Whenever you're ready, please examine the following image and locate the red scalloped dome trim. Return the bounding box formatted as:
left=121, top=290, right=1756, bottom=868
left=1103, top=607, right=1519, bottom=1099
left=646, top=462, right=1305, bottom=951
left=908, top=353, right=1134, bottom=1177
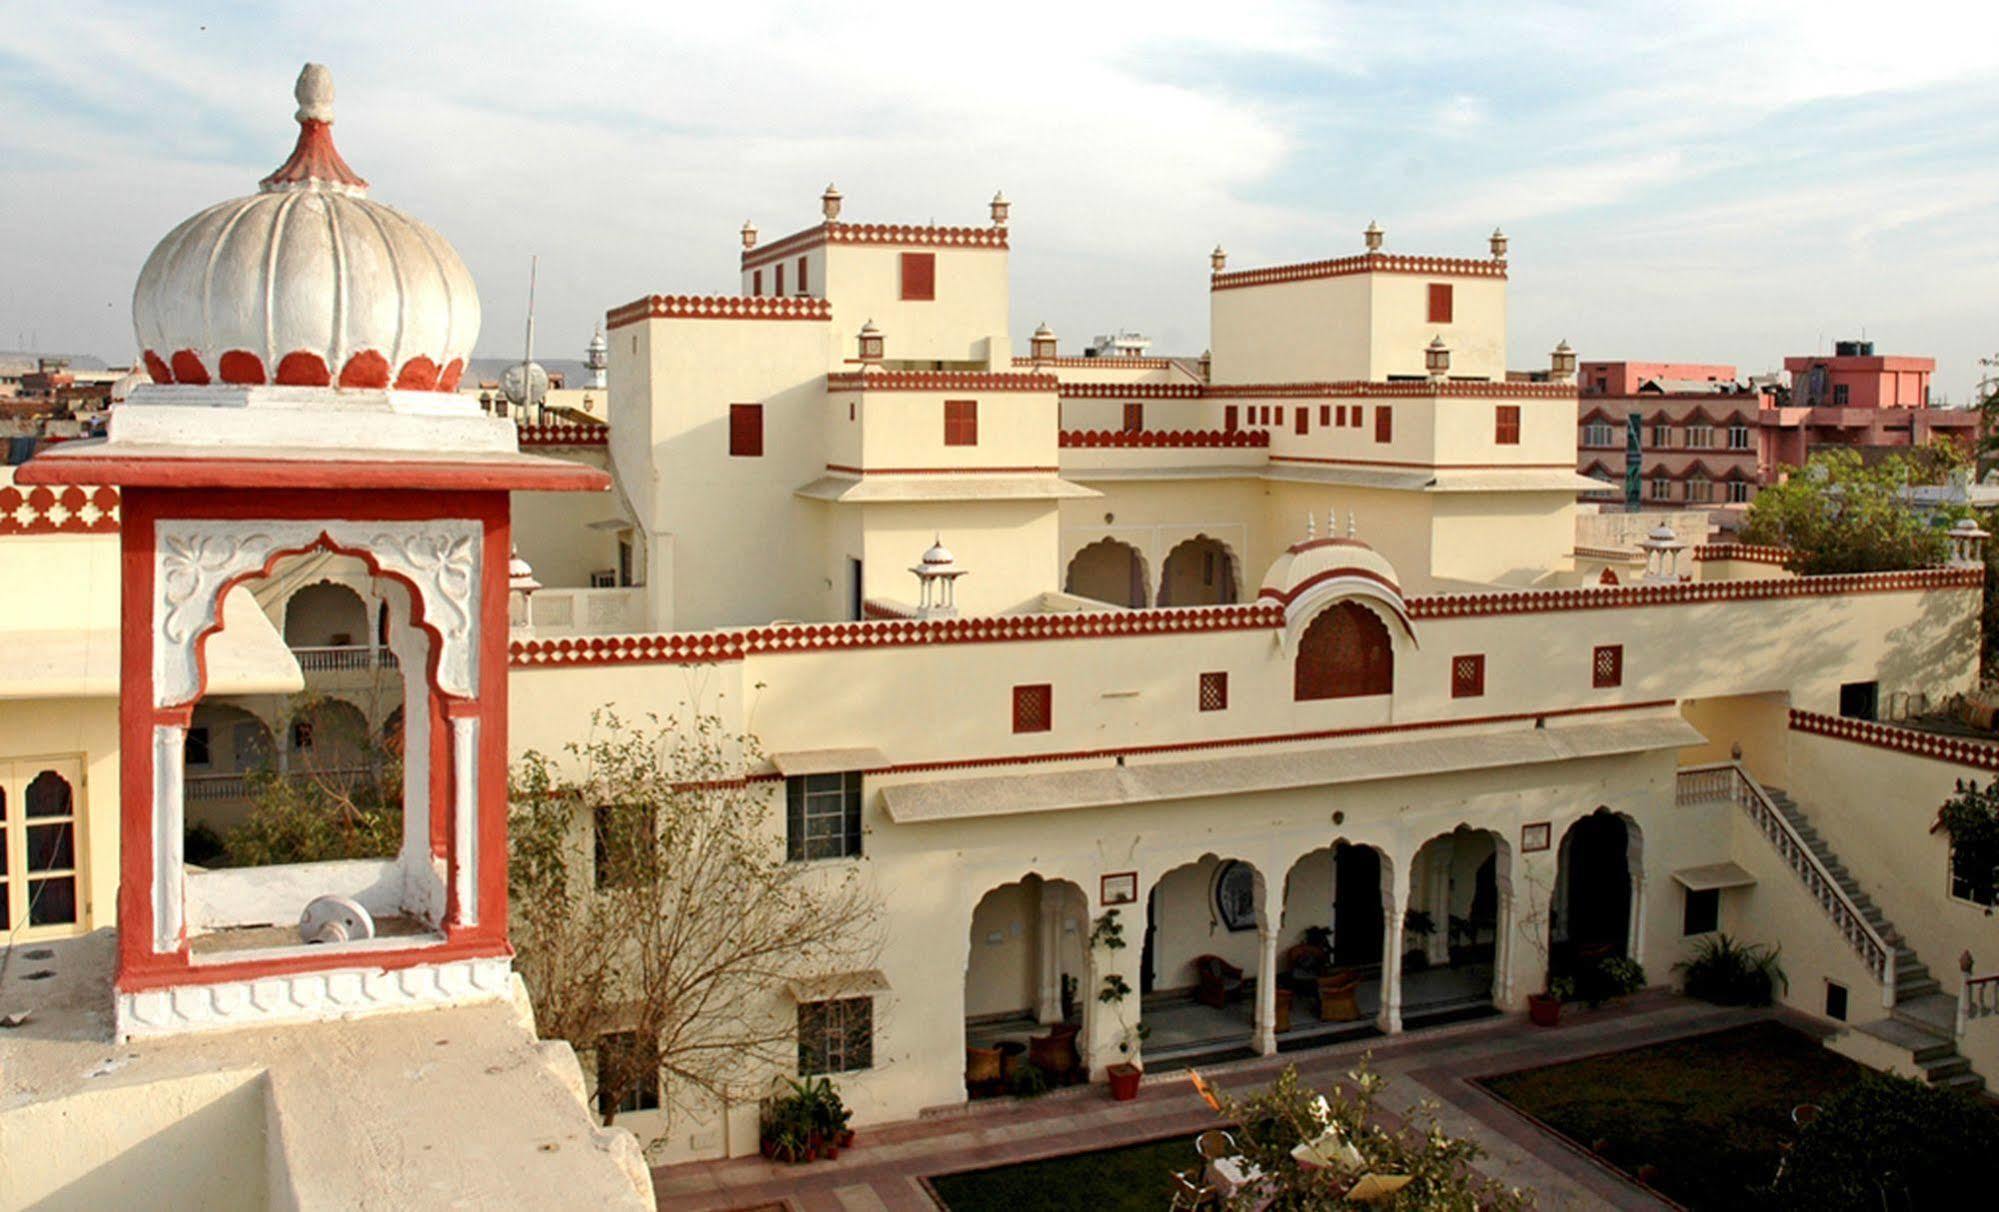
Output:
left=275, top=352, right=331, bottom=386
left=169, top=350, right=210, bottom=385
left=339, top=351, right=391, bottom=389
left=439, top=358, right=465, bottom=392
left=143, top=351, right=173, bottom=384
left=394, top=355, right=440, bottom=391
left=218, top=350, right=267, bottom=385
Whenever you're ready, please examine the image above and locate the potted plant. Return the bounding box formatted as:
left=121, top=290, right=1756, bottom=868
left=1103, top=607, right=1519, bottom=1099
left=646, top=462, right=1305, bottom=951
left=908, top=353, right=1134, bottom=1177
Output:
left=1516, top=868, right=1566, bottom=1026
left=1093, top=910, right=1148, bottom=1100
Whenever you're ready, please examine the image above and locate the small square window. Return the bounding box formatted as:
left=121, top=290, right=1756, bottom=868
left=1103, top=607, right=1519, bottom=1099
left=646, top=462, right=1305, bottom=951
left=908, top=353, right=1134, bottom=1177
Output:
left=1374, top=406, right=1393, bottom=444
left=729, top=403, right=763, bottom=457
left=1013, top=683, right=1052, bottom=733
left=291, top=720, right=315, bottom=750
left=1494, top=404, right=1520, bottom=445
left=1427, top=282, right=1454, bottom=323
left=1824, top=981, right=1849, bottom=1022
left=900, top=252, right=935, bottom=301
left=1451, top=654, right=1485, bottom=699
left=1199, top=671, right=1228, bottom=712
left=596, top=1031, right=662, bottom=1117
left=944, top=399, right=978, bottom=446
left=185, top=726, right=212, bottom=767
left=1682, top=886, right=1719, bottom=935
left=786, top=772, right=863, bottom=862
left=1593, top=644, right=1623, bottom=689
left=798, top=997, right=873, bottom=1075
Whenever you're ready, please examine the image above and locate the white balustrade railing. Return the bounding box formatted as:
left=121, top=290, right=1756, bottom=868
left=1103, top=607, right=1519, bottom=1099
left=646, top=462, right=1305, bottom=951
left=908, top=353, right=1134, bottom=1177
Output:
left=518, top=586, right=647, bottom=637
left=1677, top=761, right=1896, bottom=1006
left=291, top=645, right=399, bottom=672
left=185, top=772, right=251, bottom=801
left=1960, top=971, right=1999, bottom=1037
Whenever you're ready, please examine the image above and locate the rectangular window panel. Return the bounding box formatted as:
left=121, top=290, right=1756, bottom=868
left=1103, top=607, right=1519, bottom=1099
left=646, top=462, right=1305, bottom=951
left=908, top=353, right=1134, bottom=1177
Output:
left=752, top=269, right=762, bottom=297
left=1012, top=683, right=1052, bottom=734
left=1199, top=671, right=1228, bottom=712
left=1593, top=644, right=1623, bottom=689
left=1824, top=981, right=1848, bottom=1021
left=1427, top=283, right=1454, bottom=323
left=774, top=263, right=785, bottom=297
left=729, top=403, right=763, bottom=457
left=944, top=399, right=978, bottom=446
left=1320, top=405, right=1331, bottom=427
left=185, top=727, right=211, bottom=767
left=1374, top=406, right=1393, bottom=444
left=785, top=772, right=863, bottom=861
left=1122, top=402, right=1144, bottom=432
left=798, top=997, right=874, bottom=1075
left=596, top=1031, right=662, bottom=1116
left=1224, top=405, right=1238, bottom=432
left=797, top=256, right=808, bottom=295
left=900, top=252, right=935, bottom=301
left=1451, top=654, right=1485, bottom=699
left=1682, top=887, right=1720, bottom=935
left=1494, top=405, right=1520, bottom=445
left=1295, top=407, right=1309, bottom=435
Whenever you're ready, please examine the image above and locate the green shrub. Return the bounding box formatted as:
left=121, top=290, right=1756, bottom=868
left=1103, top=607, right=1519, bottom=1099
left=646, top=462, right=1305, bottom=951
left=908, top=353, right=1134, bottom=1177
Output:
left=1771, top=1072, right=1999, bottom=1208
left=1675, top=934, right=1786, bottom=1006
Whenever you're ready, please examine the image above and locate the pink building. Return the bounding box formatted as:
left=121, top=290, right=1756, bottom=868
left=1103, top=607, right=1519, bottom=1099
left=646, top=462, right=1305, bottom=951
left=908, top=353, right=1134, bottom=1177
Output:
left=1783, top=342, right=1931, bottom=409
left=1766, top=342, right=1972, bottom=470
left=1581, top=361, right=1737, bottom=397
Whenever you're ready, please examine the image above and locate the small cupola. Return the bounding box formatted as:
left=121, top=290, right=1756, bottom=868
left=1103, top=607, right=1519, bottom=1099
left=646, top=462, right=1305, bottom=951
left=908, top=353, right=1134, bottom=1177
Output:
left=741, top=219, right=758, bottom=250
left=1425, top=335, right=1451, bottom=381
left=821, top=183, right=842, bottom=222
left=857, top=319, right=884, bottom=365
left=910, top=537, right=968, bottom=618
left=1030, top=322, right=1057, bottom=363
left=1489, top=226, right=1508, bottom=260
left=1364, top=220, right=1384, bottom=253
left=990, top=190, right=1010, bottom=226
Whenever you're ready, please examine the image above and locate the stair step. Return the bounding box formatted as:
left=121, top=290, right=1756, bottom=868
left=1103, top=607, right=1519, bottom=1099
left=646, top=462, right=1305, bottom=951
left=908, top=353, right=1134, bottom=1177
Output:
left=1922, top=1054, right=1973, bottom=1081
left=1935, top=1072, right=1988, bottom=1094
left=1898, top=976, right=1943, bottom=999
left=1857, top=1016, right=1955, bottom=1060
left=1892, top=993, right=1957, bottom=1032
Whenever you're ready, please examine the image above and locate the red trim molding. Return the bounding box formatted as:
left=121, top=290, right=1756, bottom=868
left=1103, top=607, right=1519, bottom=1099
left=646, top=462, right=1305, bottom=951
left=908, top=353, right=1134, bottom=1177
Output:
left=825, top=463, right=1059, bottom=476
left=742, top=220, right=1009, bottom=270
left=0, top=484, right=120, bottom=534
left=516, top=421, right=608, bottom=448
left=825, top=370, right=1056, bottom=393
left=1692, top=544, right=1790, bottom=565
left=1060, top=429, right=1268, bottom=449
left=1257, top=566, right=1407, bottom=608
left=1407, top=566, right=1979, bottom=620
left=1271, top=455, right=1576, bottom=471
left=1790, top=709, right=1999, bottom=772
left=1205, top=381, right=1574, bottom=400
left=16, top=454, right=609, bottom=493
left=1211, top=252, right=1506, bottom=292
left=606, top=294, right=833, bottom=330
left=1011, top=355, right=1178, bottom=370
left=1060, top=383, right=1205, bottom=400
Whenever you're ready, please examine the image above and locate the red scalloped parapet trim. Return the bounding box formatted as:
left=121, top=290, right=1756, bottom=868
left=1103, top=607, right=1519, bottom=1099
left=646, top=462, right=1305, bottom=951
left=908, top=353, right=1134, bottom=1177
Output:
left=824, top=371, right=1057, bottom=393
left=0, top=484, right=121, bottom=534
left=606, top=295, right=833, bottom=330
left=1406, top=565, right=1980, bottom=619
left=1059, top=383, right=1206, bottom=399
left=1010, top=355, right=1179, bottom=370
left=1204, top=380, right=1575, bottom=399
left=1211, top=252, right=1506, bottom=291
left=744, top=220, right=1009, bottom=268
left=1059, top=428, right=1270, bottom=449
left=517, top=421, right=609, bottom=447
left=1691, top=544, right=1790, bottom=565
left=1789, top=709, right=1999, bottom=772
left=510, top=603, right=1283, bottom=668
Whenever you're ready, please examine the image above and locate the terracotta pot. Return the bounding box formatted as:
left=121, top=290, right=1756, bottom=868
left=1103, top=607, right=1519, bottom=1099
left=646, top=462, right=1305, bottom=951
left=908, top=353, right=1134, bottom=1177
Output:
left=1527, top=993, right=1562, bottom=1027
left=838, top=1129, right=856, bottom=1149
left=1107, top=1062, right=1143, bottom=1101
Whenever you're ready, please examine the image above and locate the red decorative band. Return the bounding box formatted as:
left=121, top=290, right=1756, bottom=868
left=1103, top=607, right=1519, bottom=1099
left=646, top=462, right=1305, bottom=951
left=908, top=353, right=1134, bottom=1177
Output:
left=1789, top=709, right=1999, bottom=772
left=1406, top=566, right=1980, bottom=619
left=606, top=295, right=833, bottom=329
left=1211, top=252, right=1507, bottom=291
left=143, top=348, right=463, bottom=393
left=862, top=599, right=916, bottom=619
left=825, top=371, right=1057, bottom=393
left=1691, top=544, right=1789, bottom=565
left=1010, top=355, right=1178, bottom=370
left=1270, top=455, right=1577, bottom=471
left=0, top=484, right=120, bottom=534
left=742, top=220, right=1009, bottom=269
left=1060, top=429, right=1269, bottom=449
left=1257, top=566, right=1407, bottom=608
left=1059, top=383, right=1205, bottom=399
left=1204, top=380, right=1574, bottom=399
left=517, top=421, right=609, bottom=447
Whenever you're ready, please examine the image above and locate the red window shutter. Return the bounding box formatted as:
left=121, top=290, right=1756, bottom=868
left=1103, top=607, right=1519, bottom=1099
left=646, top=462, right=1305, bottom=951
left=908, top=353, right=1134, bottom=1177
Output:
left=1320, top=404, right=1331, bottom=426
left=752, top=269, right=763, bottom=297
left=1427, top=283, right=1454, bottom=323
left=900, top=252, right=936, bottom=301
left=1593, top=644, right=1623, bottom=689
left=729, top=403, right=763, bottom=457
left=1374, top=406, right=1393, bottom=444
left=1224, top=405, right=1239, bottom=432
left=1012, top=684, right=1052, bottom=733
left=1495, top=404, right=1521, bottom=445
left=944, top=399, right=978, bottom=446
left=797, top=256, right=809, bottom=295
left=774, top=263, right=785, bottom=297
left=1350, top=407, right=1362, bottom=428
left=1295, top=407, right=1309, bottom=436
left=1451, top=654, right=1485, bottom=699
left=1199, top=672, right=1228, bottom=712
left=1123, top=402, right=1144, bottom=432
left=1294, top=602, right=1394, bottom=701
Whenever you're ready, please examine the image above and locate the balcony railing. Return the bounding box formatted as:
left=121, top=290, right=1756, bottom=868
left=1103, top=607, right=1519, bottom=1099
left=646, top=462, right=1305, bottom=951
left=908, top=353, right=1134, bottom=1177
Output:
left=1959, top=971, right=1999, bottom=1037
left=183, top=765, right=380, bottom=802
left=291, top=645, right=399, bottom=672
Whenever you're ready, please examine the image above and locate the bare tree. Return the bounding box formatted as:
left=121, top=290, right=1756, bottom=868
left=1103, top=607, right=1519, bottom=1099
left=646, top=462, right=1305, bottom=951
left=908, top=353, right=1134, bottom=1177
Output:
left=509, top=710, right=883, bottom=1126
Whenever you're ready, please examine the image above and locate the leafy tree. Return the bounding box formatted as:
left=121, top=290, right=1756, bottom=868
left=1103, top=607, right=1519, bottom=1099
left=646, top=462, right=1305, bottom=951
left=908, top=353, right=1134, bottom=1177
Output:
left=217, top=694, right=402, bottom=866
left=509, top=711, right=883, bottom=1128
left=1197, top=1062, right=1529, bottom=1210
left=1739, top=449, right=1948, bottom=575
left=1770, top=1072, right=1999, bottom=1208
left=1938, top=777, right=1999, bottom=904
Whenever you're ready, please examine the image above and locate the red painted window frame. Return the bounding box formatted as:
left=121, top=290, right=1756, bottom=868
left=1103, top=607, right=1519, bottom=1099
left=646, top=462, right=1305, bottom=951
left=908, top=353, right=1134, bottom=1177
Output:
left=1012, top=683, right=1052, bottom=733
left=1224, top=405, right=1239, bottom=432
left=1319, top=404, right=1331, bottom=427
left=901, top=252, right=936, bottom=301
left=1451, top=653, right=1485, bottom=699
left=944, top=399, right=978, bottom=446
left=1199, top=671, right=1229, bottom=712
left=1374, top=406, right=1393, bottom=444
left=1427, top=282, right=1453, bottom=323
left=1122, top=402, right=1144, bottom=432
left=774, top=263, right=785, bottom=297
left=1593, top=644, right=1624, bottom=689
left=751, top=269, right=763, bottom=297
left=729, top=403, right=763, bottom=457
left=1295, top=407, right=1309, bottom=436
left=1495, top=404, right=1521, bottom=445
left=797, top=256, right=809, bottom=295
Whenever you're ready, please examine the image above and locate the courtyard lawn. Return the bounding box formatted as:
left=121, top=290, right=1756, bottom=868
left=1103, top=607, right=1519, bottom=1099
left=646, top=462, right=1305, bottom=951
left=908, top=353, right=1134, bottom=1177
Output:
left=1478, top=1020, right=1867, bottom=1210
left=927, top=1134, right=1197, bottom=1212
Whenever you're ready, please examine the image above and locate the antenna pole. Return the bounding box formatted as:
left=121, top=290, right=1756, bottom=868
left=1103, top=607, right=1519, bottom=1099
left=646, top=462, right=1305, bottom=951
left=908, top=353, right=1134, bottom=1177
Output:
left=521, top=255, right=538, bottom=422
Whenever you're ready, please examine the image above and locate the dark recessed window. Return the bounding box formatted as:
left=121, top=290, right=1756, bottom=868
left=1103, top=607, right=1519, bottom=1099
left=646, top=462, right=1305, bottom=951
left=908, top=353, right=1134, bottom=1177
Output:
left=596, top=1031, right=662, bottom=1116
left=1824, top=981, right=1848, bottom=1022
left=798, top=997, right=873, bottom=1075
left=729, top=403, right=763, bottom=457
left=185, top=726, right=211, bottom=767
left=1374, top=406, right=1393, bottom=444
left=1199, top=671, right=1228, bottom=712
left=1682, top=886, right=1719, bottom=935
left=785, top=772, right=863, bottom=862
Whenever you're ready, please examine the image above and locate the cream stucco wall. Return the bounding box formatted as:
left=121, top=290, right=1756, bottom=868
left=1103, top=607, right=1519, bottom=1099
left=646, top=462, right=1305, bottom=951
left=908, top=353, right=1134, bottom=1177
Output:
left=1210, top=274, right=1371, bottom=386
left=818, top=243, right=1009, bottom=369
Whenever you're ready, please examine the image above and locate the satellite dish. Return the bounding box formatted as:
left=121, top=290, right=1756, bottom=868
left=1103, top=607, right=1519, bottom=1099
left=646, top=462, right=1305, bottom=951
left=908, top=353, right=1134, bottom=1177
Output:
left=299, top=894, right=375, bottom=945
left=501, top=360, right=549, bottom=408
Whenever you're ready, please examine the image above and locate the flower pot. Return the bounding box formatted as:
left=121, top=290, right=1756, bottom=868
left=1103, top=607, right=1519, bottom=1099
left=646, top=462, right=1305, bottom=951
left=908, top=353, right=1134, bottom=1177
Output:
left=1528, top=993, right=1562, bottom=1027
left=760, top=1138, right=777, bottom=1160
left=1107, top=1062, right=1143, bottom=1101
left=838, top=1129, right=856, bottom=1149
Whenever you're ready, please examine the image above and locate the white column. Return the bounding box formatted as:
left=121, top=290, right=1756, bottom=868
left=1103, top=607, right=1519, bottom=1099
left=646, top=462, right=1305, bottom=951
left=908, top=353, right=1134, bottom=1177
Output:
left=1035, top=880, right=1063, bottom=1024
left=153, top=724, right=187, bottom=953
left=1253, top=922, right=1280, bottom=1055
left=1626, top=871, right=1647, bottom=964
left=1493, top=879, right=1516, bottom=1006
left=451, top=715, right=479, bottom=927
left=1379, top=862, right=1410, bottom=1034
left=1426, top=856, right=1451, bottom=966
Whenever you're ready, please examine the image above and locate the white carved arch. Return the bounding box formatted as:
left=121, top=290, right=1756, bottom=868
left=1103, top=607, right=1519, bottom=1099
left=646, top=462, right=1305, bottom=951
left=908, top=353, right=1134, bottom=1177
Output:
left=155, top=517, right=482, bottom=708
left=1279, top=580, right=1417, bottom=655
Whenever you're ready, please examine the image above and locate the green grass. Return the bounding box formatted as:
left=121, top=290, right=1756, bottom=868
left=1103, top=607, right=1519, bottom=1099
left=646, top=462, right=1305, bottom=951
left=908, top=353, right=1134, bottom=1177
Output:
left=1478, top=1021, right=1867, bottom=1210
left=927, top=1134, right=1198, bottom=1212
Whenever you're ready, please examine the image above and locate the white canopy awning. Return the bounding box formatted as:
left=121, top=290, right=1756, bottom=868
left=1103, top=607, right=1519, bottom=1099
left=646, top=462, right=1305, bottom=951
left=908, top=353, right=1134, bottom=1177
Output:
left=785, top=969, right=891, bottom=1002
left=1671, top=862, right=1758, bottom=892
left=768, top=748, right=889, bottom=777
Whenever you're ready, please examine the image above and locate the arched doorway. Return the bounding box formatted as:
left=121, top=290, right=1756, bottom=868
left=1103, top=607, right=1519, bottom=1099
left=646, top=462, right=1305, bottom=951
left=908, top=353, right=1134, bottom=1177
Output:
left=1275, top=841, right=1392, bottom=1043
left=963, top=875, right=1088, bottom=1098
left=1064, top=539, right=1147, bottom=608
left=1554, top=809, right=1642, bottom=981
left=1294, top=602, right=1394, bottom=701
left=1157, top=536, right=1237, bottom=606
left=1401, top=827, right=1509, bottom=1026
left=282, top=581, right=370, bottom=648
left=1138, top=855, right=1266, bottom=1062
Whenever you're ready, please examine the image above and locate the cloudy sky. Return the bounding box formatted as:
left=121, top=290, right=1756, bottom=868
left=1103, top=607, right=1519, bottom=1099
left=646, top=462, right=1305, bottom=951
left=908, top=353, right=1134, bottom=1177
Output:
left=3, top=1, right=1995, bottom=397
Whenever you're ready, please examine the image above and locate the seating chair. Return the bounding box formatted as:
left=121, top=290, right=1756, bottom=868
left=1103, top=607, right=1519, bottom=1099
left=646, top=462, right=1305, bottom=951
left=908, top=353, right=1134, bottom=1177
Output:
left=1028, top=1021, right=1082, bottom=1081
left=1168, top=1170, right=1219, bottom=1210
left=1316, top=968, right=1363, bottom=1022
left=1192, top=955, right=1245, bottom=1008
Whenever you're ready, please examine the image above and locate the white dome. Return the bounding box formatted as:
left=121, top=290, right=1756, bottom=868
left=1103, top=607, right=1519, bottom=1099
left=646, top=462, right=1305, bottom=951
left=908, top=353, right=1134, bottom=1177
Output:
left=921, top=539, right=956, bottom=567
left=132, top=64, right=478, bottom=393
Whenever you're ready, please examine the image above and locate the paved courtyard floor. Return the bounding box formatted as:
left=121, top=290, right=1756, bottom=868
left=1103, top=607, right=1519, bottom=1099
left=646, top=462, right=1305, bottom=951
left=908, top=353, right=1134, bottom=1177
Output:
left=653, top=991, right=1792, bottom=1211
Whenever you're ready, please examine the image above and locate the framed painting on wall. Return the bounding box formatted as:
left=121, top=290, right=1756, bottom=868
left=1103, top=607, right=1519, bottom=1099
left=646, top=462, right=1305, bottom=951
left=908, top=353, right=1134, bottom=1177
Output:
left=1213, top=859, right=1258, bottom=932
left=1100, top=871, right=1137, bottom=906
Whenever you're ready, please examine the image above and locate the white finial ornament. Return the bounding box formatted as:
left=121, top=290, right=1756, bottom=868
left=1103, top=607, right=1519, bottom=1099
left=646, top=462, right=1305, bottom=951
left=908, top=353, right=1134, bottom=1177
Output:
left=821, top=184, right=842, bottom=222
left=1305, top=513, right=1315, bottom=541
left=1347, top=510, right=1357, bottom=540
left=1364, top=220, right=1384, bottom=252
left=295, top=63, right=334, bottom=122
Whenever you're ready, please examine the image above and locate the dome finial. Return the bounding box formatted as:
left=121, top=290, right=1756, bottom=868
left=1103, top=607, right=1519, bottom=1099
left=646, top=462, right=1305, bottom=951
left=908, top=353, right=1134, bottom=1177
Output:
left=261, top=62, right=368, bottom=194
left=295, top=63, right=335, bottom=123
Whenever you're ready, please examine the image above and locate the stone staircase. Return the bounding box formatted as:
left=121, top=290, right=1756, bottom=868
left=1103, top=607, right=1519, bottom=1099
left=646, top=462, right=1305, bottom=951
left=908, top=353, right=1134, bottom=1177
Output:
left=1764, top=786, right=1985, bottom=1095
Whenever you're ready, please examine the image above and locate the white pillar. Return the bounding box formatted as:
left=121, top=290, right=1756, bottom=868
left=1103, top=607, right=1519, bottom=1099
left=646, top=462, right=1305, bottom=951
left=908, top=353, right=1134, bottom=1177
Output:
left=1626, top=871, right=1647, bottom=963
left=1035, top=880, right=1063, bottom=1024
left=1426, top=855, right=1451, bottom=966
left=1493, top=879, right=1516, bottom=1006
left=1253, top=922, right=1280, bottom=1055
left=153, top=723, right=187, bottom=953
left=1379, top=861, right=1410, bottom=1034
left=451, top=715, right=479, bottom=927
